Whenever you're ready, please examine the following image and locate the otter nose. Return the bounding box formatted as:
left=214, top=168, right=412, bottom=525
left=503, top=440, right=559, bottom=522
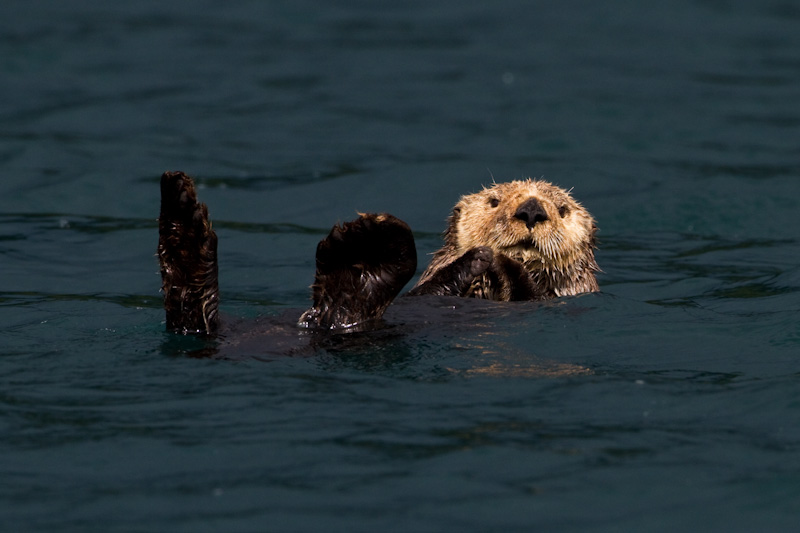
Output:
left=514, top=198, right=549, bottom=229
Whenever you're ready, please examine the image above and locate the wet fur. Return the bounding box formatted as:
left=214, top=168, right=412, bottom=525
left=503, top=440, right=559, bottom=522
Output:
left=158, top=172, right=416, bottom=335
left=158, top=171, right=220, bottom=334
left=157, top=173, right=598, bottom=336
left=298, top=213, right=417, bottom=330
left=412, top=179, right=599, bottom=300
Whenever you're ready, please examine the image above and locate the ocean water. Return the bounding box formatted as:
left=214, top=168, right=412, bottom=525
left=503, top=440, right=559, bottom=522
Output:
left=2, top=0, right=799, bottom=531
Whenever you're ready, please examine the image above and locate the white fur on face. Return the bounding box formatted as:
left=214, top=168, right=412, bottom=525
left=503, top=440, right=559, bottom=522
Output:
left=454, top=179, right=595, bottom=273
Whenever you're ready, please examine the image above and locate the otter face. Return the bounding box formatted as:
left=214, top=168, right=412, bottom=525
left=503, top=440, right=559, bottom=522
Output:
left=452, top=179, right=596, bottom=272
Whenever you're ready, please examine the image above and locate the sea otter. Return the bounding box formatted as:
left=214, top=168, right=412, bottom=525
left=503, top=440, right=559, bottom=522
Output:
left=409, top=179, right=599, bottom=300
left=157, top=172, right=598, bottom=336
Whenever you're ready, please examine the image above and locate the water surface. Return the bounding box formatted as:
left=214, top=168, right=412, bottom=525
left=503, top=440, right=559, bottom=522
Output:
left=1, top=1, right=799, bottom=531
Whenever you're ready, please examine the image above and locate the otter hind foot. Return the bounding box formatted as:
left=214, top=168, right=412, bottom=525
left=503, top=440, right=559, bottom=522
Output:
left=299, top=213, right=417, bottom=331
left=158, top=171, right=220, bottom=335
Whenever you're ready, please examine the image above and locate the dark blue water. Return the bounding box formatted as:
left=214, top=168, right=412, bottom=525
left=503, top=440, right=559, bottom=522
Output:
left=2, top=1, right=799, bottom=531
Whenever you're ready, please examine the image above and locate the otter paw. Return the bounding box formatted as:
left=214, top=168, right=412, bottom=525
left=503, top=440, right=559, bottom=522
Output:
left=158, top=171, right=219, bottom=335
left=315, top=213, right=416, bottom=280
left=467, top=246, right=493, bottom=277
left=301, top=213, right=417, bottom=330
left=160, top=171, right=206, bottom=229
left=406, top=246, right=493, bottom=298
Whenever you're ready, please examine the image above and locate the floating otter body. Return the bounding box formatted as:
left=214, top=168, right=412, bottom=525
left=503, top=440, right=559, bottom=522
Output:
left=157, top=172, right=598, bottom=336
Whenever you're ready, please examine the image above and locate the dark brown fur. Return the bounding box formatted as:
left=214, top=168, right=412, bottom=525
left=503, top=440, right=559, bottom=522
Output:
left=158, top=171, right=220, bottom=335
left=298, top=213, right=416, bottom=330
left=157, top=172, right=415, bottom=334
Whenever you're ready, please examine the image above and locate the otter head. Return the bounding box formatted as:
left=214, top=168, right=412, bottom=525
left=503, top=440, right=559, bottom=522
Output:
left=449, top=179, right=597, bottom=275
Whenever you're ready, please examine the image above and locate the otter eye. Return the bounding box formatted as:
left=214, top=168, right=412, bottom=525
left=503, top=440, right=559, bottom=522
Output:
left=489, top=198, right=500, bottom=208
left=558, top=205, right=569, bottom=218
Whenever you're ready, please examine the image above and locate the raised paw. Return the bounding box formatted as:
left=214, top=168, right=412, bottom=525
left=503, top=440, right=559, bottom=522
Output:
left=299, top=213, right=417, bottom=330
left=160, top=171, right=206, bottom=229
left=316, top=214, right=415, bottom=277
left=158, top=171, right=219, bottom=335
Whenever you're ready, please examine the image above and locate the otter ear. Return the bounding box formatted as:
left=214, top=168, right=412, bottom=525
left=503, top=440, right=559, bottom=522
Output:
left=442, top=206, right=461, bottom=248
left=589, top=222, right=598, bottom=247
